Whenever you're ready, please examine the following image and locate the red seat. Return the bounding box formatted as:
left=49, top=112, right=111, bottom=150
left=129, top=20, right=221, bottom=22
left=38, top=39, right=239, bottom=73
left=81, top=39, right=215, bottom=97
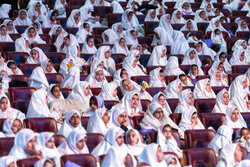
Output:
left=226, top=37, right=247, bottom=52
left=184, top=130, right=215, bottom=149
left=167, top=99, right=179, bottom=112
left=9, top=75, right=30, bottom=87
left=197, top=22, right=209, bottom=35
left=69, top=0, right=86, bottom=6
left=144, top=21, right=160, bottom=37
left=45, top=52, right=66, bottom=64
left=194, top=99, right=216, bottom=114
left=241, top=112, right=250, bottom=128
left=55, top=134, right=66, bottom=147
left=0, top=42, right=15, bottom=56
left=107, top=13, right=122, bottom=27
left=196, top=75, right=210, bottom=82
left=182, top=15, right=195, bottom=20
left=9, top=34, right=21, bottom=41
left=228, top=73, right=241, bottom=85
left=141, top=99, right=151, bottom=111
left=0, top=118, right=5, bottom=130
left=105, top=76, right=113, bottom=82
left=115, top=63, right=122, bottom=70
left=39, top=34, right=52, bottom=43
left=104, top=100, right=119, bottom=110
left=15, top=26, right=28, bottom=34
left=137, top=37, right=152, bottom=46
left=111, top=54, right=126, bottom=64
left=236, top=31, right=250, bottom=40
left=80, top=54, right=93, bottom=62
left=129, top=115, right=143, bottom=130
left=11, top=101, right=30, bottom=114
left=182, top=31, right=204, bottom=40
left=92, top=27, right=108, bottom=35
left=165, top=2, right=176, bottom=8
left=199, top=113, right=225, bottom=131
left=8, top=87, right=36, bottom=102
left=17, top=64, right=40, bottom=75
left=131, top=76, right=150, bottom=85
left=169, top=113, right=182, bottom=125
left=32, top=44, right=57, bottom=52
left=23, top=117, right=58, bottom=133
left=65, top=27, right=79, bottom=36
left=80, top=75, right=88, bottom=81
left=179, top=65, right=191, bottom=74
left=91, top=88, right=102, bottom=96
left=232, top=65, right=250, bottom=74
left=221, top=9, right=231, bottom=16
left=146, top=66, right=165, bottom=75
left=211, top=86, right=229, bottom=94
left=5, top=51, right=29, bottom=64
left=222, top=23, right=238, bottom=35
left=57, top=17, right=67, bottom=27
left=81, top=116, right=90, bottom=130
left=93, top=6, right=112, bottom=18
left=232, top=10, right=248, bottom=17
left=86, top=133, right=104, bottom=153
left=136, top=15, right=146, bottom=24
left=146, top=87, right=165, bottom=97
left=60, top=88, right=72, bottom=98
left=171, top=24, right=185, bottom=31
left=45, top=73, right=64, bottom=85
left=199, top=55, right=212, bottom=66
left=82, top=65, right=91, bottom=75
left=167, top=54, right=184, bottom=64
left=183, top=148, right=217, bottom=167
left=213, top=3, right=224, bottom=9
left=140, top=54, right=151, bottom=67
left=0, top=137, right=14, bottom=156
left=61, top=154, right=97, bottom=167
left=66, top=5, right=81, bottom=17
left=16, top=156, right=40, bottom=167
left=42, top=28, right=51, bottom=34
left=165, top=75, right=177, bottom=85
left=18, top=0, right=30, bottom=10
left=201, top=65, right=211, bottom=75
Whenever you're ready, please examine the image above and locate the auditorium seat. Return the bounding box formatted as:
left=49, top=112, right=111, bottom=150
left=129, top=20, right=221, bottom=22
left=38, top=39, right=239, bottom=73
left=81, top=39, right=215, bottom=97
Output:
left=169, top=113, right=182, bottom=125
left=57, top=17, right=67, bottom=28
left=183, top=148, right=217, bottom=167
left=60, top=88, right=72, bottom=98
left=213, top=3, right=224, bottom=9
left=111, top=54, right=126, bottom=64
left=32, top=44, right=57, bottom=52
left=0, top=42, right=15, bottom=55
left=65, top=27, right=79, bottom=36
left=197, top=22, right=209, bottom=35
left=146, top=66, right=165, bottom=74
left=131, top=76, right=150, bottom=85
left=195, top=75, right=209, bottom=81
left=66, top=5, right=81, bottom=17
left=81, top=116, right=90, bottom=130
left=232, top=10, right=248, bottom=17
left=93, top=6, right=112, bottom=18
left=61, top=154, right=97, bottom=167
left=86, top=133, right=104, bottom=152
left=167, top=54, right=184, bottom=64
left=222, top=23, right=238, bottom=35
left=45, top=52, right=66, bottom=64
left=80, top=75, right=88, bottom=81
left=206, top=31, right=229, bottom=39
left=15, top=26, right=29, bottom=34
left=141, top=99, right=151, bottom=111
left=42, top=28, right=51, bottom=34
left=107, top=13, right=122, bottom=27
left=9, top=75, right=30, bottom=87
left=201, top=65, right=211, bottom=75
left=82, top=65, right=90, bottom=75
left=69, top=0, right=85, bottom=6
left=167, top=99, right=179, bottom=112
left=9, top=34, right=21, bottom=41
left=44, top=0, right=57, bottom=9
left=182, top=31, right=204, bottom=40
left=39, top=34, right=52, bottom=43
left=236, top=31, right=250, bottom=40
left=136, top=15, right=146, bottom=24
left=165, top=2, right=176, bottom=8
left=199, top=55, right=212, bottom=66
left=115, top=63, right=122, bottom=70
left=17, top=64, right=40, bottom=75
left=104, top=100, right=119, bottom=110
left=241, top=112, right=250, bottom=128
left=199, top=113, right=225, bottom=131
left=0, top=118, right=5, bottom=130
left=91, top=88, right=102, bottom=96
left=92, top=27, right=108, bottom=35
left=228, top=73, right=241, bottom=85
left=179, top=65, right=191, bottom=74
left=11, top=101, right=30, bottom=114
left=106, top=76, right=113, bottom=82
left=45, top=73, right=64, bottom=85
left=211, top=86, right=229, bottom=94
left=184, top=130, right=215, bottom=149
left=146, top=87, right=165, bottom=97
left=99, top=154, right=134, bottom=167
left=80, top=54, right=93, bottom=62
left=5, top=51, right=29, bottom=64
left=232, top=65, right=250, bottom=74
left=55, top=134, right=66, bottom=147
left=18, top=0, right=30, bottom=10
left=226, top=37, right=247, bottom=52
left=165, top=75, right=177, bottom=85
left=129, top=115, right=144, bottom=130
left=171, top=24, right=185, bottom=31
left=8, top=87, right=36, bottom=102
left=0, top=137, right=14, bottom=156
left=144, top=21, right=160, bottom=37
left=138, top=37, right=152, bottom=46
left=140, top=54, right=151, bottom=67
left=16, top=156, right=40, bottom=167
left=194, top=99, right=216, bottom=114
left=23, top=117, right=58, bottom=133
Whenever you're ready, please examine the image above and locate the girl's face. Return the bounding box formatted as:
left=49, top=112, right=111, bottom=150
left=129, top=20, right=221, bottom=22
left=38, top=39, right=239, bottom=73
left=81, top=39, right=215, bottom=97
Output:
left=112, top=88, right=118, bottom=97
left=205, top=81, right=211, bottom=92
left=26, top=137, right=37, bottom=151
left=117, top=112, right=127, bottom=125
left=153, top=108, right=163, bottom=121
left=131, top=94, right=139, bottom=108
left=52, top=86, right=61, bottom=99
left=45, top=136, right=55, bottom=149
left=20, top=11, right=27, bottom=20
left=191, top=113, right=198, bottom=124
left=158, top=95, right=166, bottom=107
left=69, top=113, right=80, bottom=127
left=189, top=50, right=196, bottom=59
left=116, top=133, right=125, bottom=146
left=176, top=11, right=181, bottom=19
left=156, top=146, right=164, bottom=162
left=223, top=92, right=229, bottom=105
left=169, top=158, right=178, bottom=166
left=119, top=38, right=126, bottom=47
left=104, top=49, right=111, bottom=59
left=196, top=43, right=202, bottom=52
left=162, top=126, right=172, bottom=139
left=241, top=129, right=249, bottom=141
left=218, top=64, right=224, bottom=72
left=84, top=23, right=90, bottom=32
left=87, top=38, right=94, bottom=47
left=31, top=50, right=39, bottom=60
left=1, top=26, right=8, bottom=36
left=51, top=13, right=57, bottom=21
left=0, top=98, right=8, bottom=112
left=214, top=20, right=220, bottom=27
left=159, top=72, right=164, bottom=82
left=46, top=62, right=53, bottom=73
left=74, top=12, right=80, bottom=21
left=7, top=21, right=14, bottom=31
left=132, top=60, right=137, bottom=68
left=28, top=28, right=36, bottom=38
left=177, top=83, right=182, bottom=94
left=206, top=4, right=212, bottom=12
left=56, top=27, right=62, bottom=35
left=102, top=110, right=110, bottom=124
left=188, top=93, right=194, bottom=105
left=8, top=162, right=15, bottom=167
left=234, top=145, right=243, bottom=162
left=199, top=11, right=206, bottom=19
left=122, top=80, right=134, bottom=91
left=243, top=78, right=248, bottom=89
left=76, top=137, right=87, bottom=150
left=240, top=52, right=245, bottom=61
left=219, top=54, right=226, bottom=63
left=35, top=3, right=41, bottom=11
left=231, top=109, right=239, bottom=122
left=183, top=2, right=189, bottom=10
left=98, top=61, right=104, bottom=69
left=127, top=130, right=138, bottom=146
left=84, top=85, right=91, bottom=96
left=131, top=31, right=137, bottom=40
left=166, top=15, right=171, bottom=23
left=11, top=120, right=22, bottom=134
left=191, top=66, right=198, bottom=75
left=241, top=41, right=247, bottom=49
left=215, top=9, right=220, bottom=16
left=117, top=25, right=123, bottom=33
left=95, top=70, right=104, bottom=82
left=128, top=12, right=133, bottom=21
left=160, top=49, right=166, bottom=58
left=241, top=21, right=247, bottom=29
left=150, top=11, right=156, bottom=19
left=215, top=72, right=222, bottom=82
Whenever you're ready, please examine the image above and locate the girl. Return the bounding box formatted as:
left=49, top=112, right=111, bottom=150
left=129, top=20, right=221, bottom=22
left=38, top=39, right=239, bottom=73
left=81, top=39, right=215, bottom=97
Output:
left=47, top=84, right=64, bottom=103
left=170, top=10, right=186, bottom=24
left=85, top=96, right=104, bottom=116
left=152, top=92, right=172, bottom=116
left=13, top=10, right=32, bottom=26
left=194, top=10, right=209, bottom=23
left=102, top=29, right=118, bottom=45
left=222, top=107, right=247, bottom=129
left=22, top=26, right=46, bottom=44
left=236, top=20, right=249, bottom=33
left=151, top=27, right=173, bottom=46
left=112, top=23, right=125, bottom=38
left=87, top=108, right=111, bottom=135
left=212, top=89, right=230, bottom=114
left=205, top=3, right=215, bottom=16
left=206, top=16, right=228, bottom=34
left=99, top=82, right=119, bottom=101
left=0, top=24, right=13, bottom=42
left=9, top=129, right=42, bottom=160
left=2, top=19, right=17, bottom=34
left=0, top=4, right=11, bottom=19
left=180, top=19, right=198, bottom=31
left=28, top=2, right=46, bottom=22
left=228, top=74, right=248, bottom=98
left=180, top=2, right=195, bottom=15
left=159, top=14, right=174, bottom=37
left=15, top=37, right=31, bottom=53
left=179, top=111, right=205, bottom=131
left=217, top=144, right=243, bottom=166
left=26, top=47, right=48, bottom=64
left=54, top=0, right=67, bottom=17
left=2, top=118, right=22, bottom=137
left=111, top=104, right=132, bottom=129
left=42, top=10, right=58, bottom=28
left=214, top=52, right=232, bottom=74
left=211, top=29, right=227, bottom=53
left=60, top=66, right=80, bottom=89
left=230, top=50, right=250, bottom=65
left=164, top=56, right=185, bottom=76
left=86, top=68, right=108, bottom=88
left=188, top=64, right=205, bottom=84
left=121, top=9, right=140, bottom=31
left=0, top=156, right=16, bottom=167
left=42, top=60, right=57, bottom=73
left=111, top=37, right=129, bottom=55
left=76, top=23, right=91, bottom=44
left=124, top=29, right=139, bottom=46
left=0, top=95, right=25, bottom=121
left=81, top=36, right=97, bottom=54
left=193, top=79, right=216, bottom=99
left=122, top=57, right=146, bottom=77
left=125, top=128, right=145, bottom=156
left=145, top=9, right=159, bottom=21
left=58, top=110, right=86, bottom=138
left=164, top=78, right=182, bottom=98
left=29, top=67, right=49, bottom=90
left=90, top=58, right=110, bottom=76
left=58, top=129, right=89, bottom=155
left=208, top=125, right=233, bottom=156
left=147, top=45, right=167, bottom=66
left=171, top=31, right=190, bottom=55
left=67, top=81, right=93, bottom=112
left=210, top=71, right=229, bottom=87
left=149, top=68, right=167, bottom=87
left=181, top=48, right=202, bottom=66
left=49, top=25, right=66, bottom=38
left=195, top=41, right=216, bottom=61
left=174, top=89, right=197, bottom=114
left=66, top=9, right=81, bottom=28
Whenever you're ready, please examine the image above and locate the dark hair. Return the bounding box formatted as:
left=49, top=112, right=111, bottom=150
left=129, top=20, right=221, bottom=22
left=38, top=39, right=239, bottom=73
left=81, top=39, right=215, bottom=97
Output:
left=192, top=112, right=197, bottom=115
left=159, top=70, right=163, bottom=73
left=120, top=69, right=126, bottom=77
left=214, top=28, right=220, bottom=33
left=197, top=41, right=203, bottom=46
left=7, top=61, right=16, bottom=68
left=51, top=84, right=60, bottom=93
left=121, top=79, right=128, bottom=85
left=162, top=124, right=172, bottom=130
left=240, top=127, right=249, bottom=136
left=89, top=96, right=97, bottom=106
left=179, top=74, right=186, bottom=79
left=191, top=64, right=198, bottom=68
left=86, top=35, right=94, bottom=42
left=158, top=93, right=165, bottom=99
left=83, top=22, right=89, bottom=28
left=50, top=10, right=58, bottom=20
left=0, top=24, right=7, bottom=29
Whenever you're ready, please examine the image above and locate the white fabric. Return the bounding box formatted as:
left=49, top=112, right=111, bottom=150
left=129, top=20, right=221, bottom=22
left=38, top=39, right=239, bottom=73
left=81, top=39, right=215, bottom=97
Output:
left=194, top=10, right=208, bottom=23
left=0, top=156, right=16, bottom=167
left=206, top=16, right=228, bottom=34
left=66, top=9, right=81, bottom=28
left=178, top=110, right=205, bottom=131
left=0, top=4, right=11, bottom=19
left=215, top=52, right=232, bottom=74
left=29, top=67, right=49, bottom=89
left=122, top=56, right=146, bottom=76
left=54, top=0, right=67, bottom=17
left=111, top=104, right=131, bottom=127
left=197, top=41, right=217, bottom=61
left=193, top=78, right=216, bottom=99
left=171, top=10, right=186, bottom=24
left=41, top=59, right=57, bottom=74
left=181, top=48, right=202, bottom=66
left=111, top=1, right=124, bottom=14
left=15, top=37, right=31, bottom=53
left=149, top=67, right=167, bottom=87
left=171, top=31, right=190, bottom=55
left=22, top=26, right=46, bottom=44
left=102, top=29, right=118, bottom=45
left=230, top=49, right=250, bottom=65
left=159, top=14, right=174, bottom=36
left=125, top=128, right=145, bottom=156
left=231, top=94, right=250, bottom=113
left=99, top=82, right=119, bottom=101
left=33, top=21, right=43, bottom=34
left=27, top=1, right=46, bottom=22
left=0, top=25, right=13, bottom=42
left=120, top=91, right=142, bottom=116
left=180, top=19, right=198, bottom=31
left=217, top=143, right=240, bottom=166
left=124, top=29, right=139, bottom=46
left=145, top=9, right=159, bottom=21
left=229, top=74, right=249, bottom=99
left=147, top=45, right=167, bottom=66
left=49, top=25, right=66, bottom=37
left=164, top=78, right=182, bottom=98
left=86, top=67, right=108, bottom=88
left=222, top=107, right=247, bottom=129
left=13, top=9, right=32, bottom=26
left=42, top=10, right=57, bottom=28
left=2, top=118, right=16, bottom=137
left=26, top=47, right=48, bottom=64
left=90, top=58, right=110, bottom=76
left=152, top=27, right=173, bottom=46
left=241, top=0, right=250, bottom=11
left=210, top=71, right=229, bottom=87
left=112, top=22, right=125, bottom=38
left=81, top=41, right=97, bottom=54
left=47, top=84, right=64, bottom=103
left=111, top=38, right=129, bottom=55
left=121, top=9, right=140, bottom=30
left=2, top=19, right=17, bottom=34
left=174, top=89, right=197, bottom=114
left=152, top=92, right=172, bottom=115
left=164, top=56, right=184, bottom=76
left=54, top=33, right=68, bottom=52
left=60, top=66, right=80, bottom=89
left=212, top=89, right=230, bottom=114
left=236, top=20, right=249, bottom=32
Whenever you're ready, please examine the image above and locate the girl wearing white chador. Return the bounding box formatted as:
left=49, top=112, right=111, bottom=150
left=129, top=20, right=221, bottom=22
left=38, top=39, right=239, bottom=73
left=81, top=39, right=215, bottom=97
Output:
left=99, top=82, right=119, bottom=101
left=0, top=4, right=11, bottom=19
left=58, top=110, right=86, bottom=138
left=26, top=89, right=60, bottom=119
left=66, top=9, right=81, bottom=28
left=47, top=84, right=64, bottom=103
left=122, top=57, right=146, bottom=76
left=102, top=29, right=118, bottom=45
left=194, top=10, right=209, bottom=23
left=228, top=74, right=249, bottom=99
left=193, top=78, right=216, bottom=99
left=212, top=89, right=230, bottom=114
left=125, top=128, right=145, bottom=156
left=27, top=1, right=46, bottom=22
left=15, top=37, right=31, bottom=53
left=180, top=19, right=198, bottom=31
left=54, top=0, right=67, bottom=17
left=171, top=31, right=190, bottom=55
left=13, top=9, right=32, bottom=26
left=26, top=47, right=48, bottom=64
left=152, top=92, right=172, bottom=116
left=230, top=49, right=250, bottom=65
left=164, top=78, right=182, bottom=98
left=2, top=19, right=17, bottom=34
left=206, top=16, right=228, bottom=34
left=149, top=67, right=167, bottom=87
left=58, top=129, right=89, bottom=155
left=81, top=40, right=97, bottom=54
left=215, top=52, right=232, bottom=74
left=196, top=41, right=216, bottom=60
left=208, top=125, right=233, bottom=156
left=0, top=156, right=16, bottom=167
left=236, top=20, right=249, bottom=33
left=164, top=56, right=184, bottom=76
left=111, top=37, right=129, bottom=55
left=90, top=58, right=110, bottom=76
left=0, top=25, right=13, bottom=42
left=145, top=9, right=159, bottom=21
left=174, top=89, right=197, bottom=114
left=121, top=9, right=140, bottom=31
left=151, top=27, right=173, bottom=46
left=0, top=95, right=25, bottom=121
left=147, top=45, right=167, bottom=66
left=29, top=67, right=49, bottom=89
left=2, top=118, right=20, bottom=137
left=124, top=29, right=139, bottom=46
left=86, top=68, right=108, bottom=88
left=159, top=14, right=174, bottom=36
left=112, top=23, right=125, bottom=38
left=181, top=48, right=202, bottom=66
left=87, top=108, right=112, bottom=135
left=178, top=110, right=205, bottom=131
left=22, top=26, right=46, bottom=44
left=231, top=94, right=250, bottom=113
left=60, top=66, right=80, bottom=89
left=222, top=107, right=247, bottom=129
left=170, top=10, right=186, bottom=24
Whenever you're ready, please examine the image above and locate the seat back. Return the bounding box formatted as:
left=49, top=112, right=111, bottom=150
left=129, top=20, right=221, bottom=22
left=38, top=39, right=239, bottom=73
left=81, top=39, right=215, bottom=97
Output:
left=81, top=116, right=90, bottom=130
left=141, top=99, right=151, bottom=112
left=0, top=118, right=5, bottom=131
left=211, top=86, right=229, bottom=95
left=8, top=87, right=36, bottom=102
left=60, top=88, right=72, bottom=98
left=104, top=100, right=119, bottom=110
left=241, top=112, right=250, bottom=128
left=61, top=154, right=97, bottom=167
left=11, top=101, right=30, bottom=115
left=45, top=73, right=64, bottom=85
left=92, top=27, right=108, bottom=35
left=23, top=117, right=58, bottom=133
left=111, top=54, right=126, bottom=64
left=91, top=88, right=102, bottom=96
left=107, top=13, right=122, bottom=27
left=182, top=31, right=204, bottom=40
left=146, top=87, right=165, bottom=97
left=32, top=44, right=57, bottom=52
left=55, top=134, right=66, bottom=147
left=16, top=156, right=40, bottom=167
left=131, top=76, right=150, bottom=85
left=5, top=51, right=29, bottom=64
left=228, top=73, right=241, bottom=85
left=9, top=75, right=29, bottom=87
left=129, top=115, right=143, bottom=130
left=166, top=99, right=179, bottom=112
left=199, top=113, right=225, bottom=131
left=45, top=52, right=66, bottom=64
left=171, top=23, right=185, bottom=31
left=146, top=66, right=165, bottom=74
left=15, top=26, right=29, bottom=34
left=86, top=133, right=104, bottom=153
left=169, top=113, right=182, bottom=125
left=144, top=21, right=159, bottom=37
left=184, top=130, right=215, bottom=149
left=17, top=64, right=40, bottom=75
left=194, top=99, right=216, bottom=114
left=93, top=6, right=112, bottom=18
left=232, top=65, right=250, bottom=74
left=0, top=137, right=15, bottom=156
left=165, top=76, right=177, bottom=85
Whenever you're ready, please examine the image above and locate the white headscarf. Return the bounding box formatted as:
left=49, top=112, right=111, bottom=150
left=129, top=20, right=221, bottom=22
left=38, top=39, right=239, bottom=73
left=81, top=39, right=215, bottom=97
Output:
left=124, top=29, right=139, bottom=46
left=171, top=10, right=186, bottom=24
left=217, top=143, right=241, bottom=166
left=111, top=1, right=124, bottom=13
left=99, top=82, right=119, bottom=101
left=102, top=29, right=119, bottom=44
left=54, top=33, right=68, bottom=52
left=2, top=118, right=17, bottom=137
left=208, top=125, right=233, bottom=156
left=174, top=89, right=197, bottom=114
left=231, top=94, right=250, bottom=113
left=9, top=129, right=38, bottom=160
left=13, top=9, right=32, bottom=26
left=149, top=67, right=167, bottom=87
left=178, top=110, right=205, bottom=131
left=171, top=31, right=190, bottom=55
left=164, top=78, right=182, bottom=99
left=212, top=89, right=230, bottom=114
left=159, top=14, right=174, bottom=36
left=33, top=21, right=43, bottom=34
left=47, top=84, right=64, bottom=103
left=222, top=107, right=247, bottom=129
left=29, top=67, right=49, bottom=89
left=66, top=9, right=81, bottom=28
left=111, top=37, right=129, bottom=55
left=180, top=19, right=198, bottom=31
left=2, top=19, right=17, bottom=34
left=152, top=26, right=173, bottom=46
left=122, top=56, right=146, bottom=76
left=121, top=9, right=140, bottom=30
left=145, top=9, right=159, bottom=21
left=147, top=45, right=167, bottom=66
left=181, top=48, right=202, bottom=66
left=197, top=41, right=216, bottom=60
left=229, top=74, right=249, bottom=99
left=87, top=108, right=111, bottom=135
left=125, top=128, right=145, bottom=156
left=58, top=129, right=89, bottom=155
left=138, top=143, right=167, bottom=167
left=41, top=59, right=57, bottom=73
left=27, top=1, right=46, bottom=22
left=48, top=25, right=66, bottom=37
left=81, top=41, right=97, bottom=54
left=111, top=104, right=131, bottom=127
left=152, top=92, right=172, bottom=116
left=164, top=56, right=184, bottom=76
left=58, top=110, right=86, bottom=138
left=164, top=154, right=181, bottom=167
left=241, top=0, right=250, bottom=11
left=193, top=79, right=216, bottom=99
left=76, top=27, right=90, bottom=44
left=231, top=39, right=248, bottom=52
left=0, top=156, right=16, bottom=167
left=236, top=20, right=249, bottom=32
left=120, top=91, right=142, bottom=116
left=194, top=10, right=208, bottom=23
left=0, top=4, right=11, bottom=18
left=90, top=58, right=109, bottom=75
left=22, top=26, right=46, bottom=44
left=215, top=52, right=232, bottom=74
left=26, top=47, right=48, bottom=64
left=230, top=49, right=250, bottom=65
left=0, top=24, right=13, bottom=42
left=86, top=67, right=108, bottom=88
left=60, top=66, right=80, bottom=89
left=206, top=16, right=228, bottom=33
